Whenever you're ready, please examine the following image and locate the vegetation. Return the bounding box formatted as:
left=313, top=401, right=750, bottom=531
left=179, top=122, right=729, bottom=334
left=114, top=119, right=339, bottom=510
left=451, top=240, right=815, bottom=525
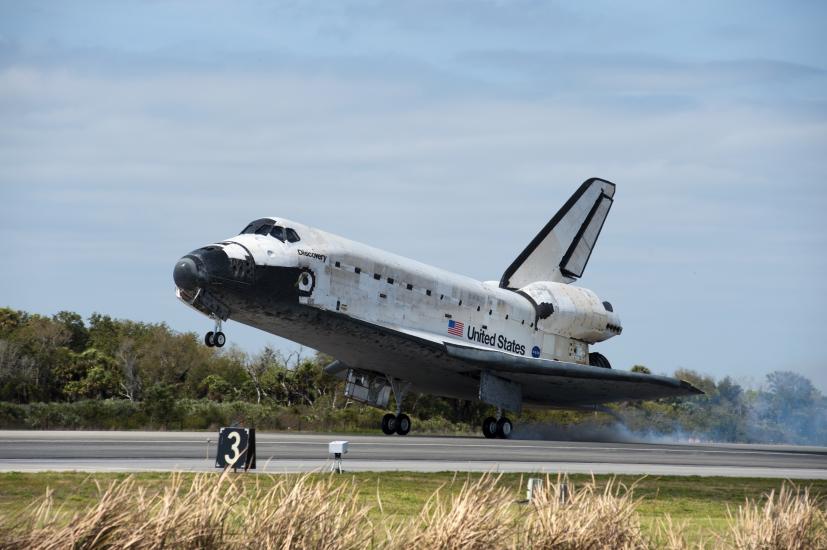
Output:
left=0, top=472, right=825, bottom=549
left=1, top=306, right=826, bottom=444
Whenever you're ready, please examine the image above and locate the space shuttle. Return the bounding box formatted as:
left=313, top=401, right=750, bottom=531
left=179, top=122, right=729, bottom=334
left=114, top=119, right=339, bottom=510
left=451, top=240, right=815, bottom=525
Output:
left=173, top=178, right=700, bottom=438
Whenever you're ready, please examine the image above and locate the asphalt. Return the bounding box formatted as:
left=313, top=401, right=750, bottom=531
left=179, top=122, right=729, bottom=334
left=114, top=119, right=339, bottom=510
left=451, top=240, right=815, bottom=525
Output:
left=1, top=431, right=826, bottom=478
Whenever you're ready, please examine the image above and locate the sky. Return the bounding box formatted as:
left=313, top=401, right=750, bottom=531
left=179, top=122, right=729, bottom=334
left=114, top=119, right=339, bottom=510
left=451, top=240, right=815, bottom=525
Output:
left=1, top=1, right=825, bottom=390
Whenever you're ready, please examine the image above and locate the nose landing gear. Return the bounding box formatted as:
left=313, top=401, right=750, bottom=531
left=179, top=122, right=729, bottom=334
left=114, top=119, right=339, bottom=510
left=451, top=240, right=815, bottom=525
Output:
left=204, top=318, right=226, bottom=348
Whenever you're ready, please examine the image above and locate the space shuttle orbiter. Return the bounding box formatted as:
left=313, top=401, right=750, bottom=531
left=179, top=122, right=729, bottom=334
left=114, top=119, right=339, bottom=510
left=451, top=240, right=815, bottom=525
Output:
left=173, top=178, right=700, bottom=438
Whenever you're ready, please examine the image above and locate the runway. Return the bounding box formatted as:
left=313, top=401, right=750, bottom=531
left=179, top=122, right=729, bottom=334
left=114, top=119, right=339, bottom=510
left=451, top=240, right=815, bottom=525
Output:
left=1, top=431, right=826, bottom=478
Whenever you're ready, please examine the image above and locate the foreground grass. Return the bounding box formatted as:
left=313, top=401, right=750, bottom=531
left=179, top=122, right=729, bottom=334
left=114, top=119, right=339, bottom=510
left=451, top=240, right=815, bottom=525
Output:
left=0, top=472, right=825, bottom=548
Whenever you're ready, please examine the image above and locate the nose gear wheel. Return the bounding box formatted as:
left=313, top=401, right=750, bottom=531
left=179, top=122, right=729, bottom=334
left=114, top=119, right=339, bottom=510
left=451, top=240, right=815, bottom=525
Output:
left=204, top=318, right=226, bottom=348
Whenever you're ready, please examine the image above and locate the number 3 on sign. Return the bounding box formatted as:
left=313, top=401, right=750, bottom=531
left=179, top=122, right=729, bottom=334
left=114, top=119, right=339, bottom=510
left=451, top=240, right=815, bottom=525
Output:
left=224, top=431, right=241, bottom=465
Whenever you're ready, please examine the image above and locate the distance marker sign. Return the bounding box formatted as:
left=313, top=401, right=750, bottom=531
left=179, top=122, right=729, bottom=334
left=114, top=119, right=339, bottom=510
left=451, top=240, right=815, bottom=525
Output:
left=215, top=427, right=256, bottom=470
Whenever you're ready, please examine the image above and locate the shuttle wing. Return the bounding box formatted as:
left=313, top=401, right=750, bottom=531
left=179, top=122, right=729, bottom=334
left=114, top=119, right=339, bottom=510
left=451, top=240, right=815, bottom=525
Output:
left=500, top=178, right=616, bottom=288
left=342, top=322, right=700, bottom=407
left=445, top=342, right=702, bottom=405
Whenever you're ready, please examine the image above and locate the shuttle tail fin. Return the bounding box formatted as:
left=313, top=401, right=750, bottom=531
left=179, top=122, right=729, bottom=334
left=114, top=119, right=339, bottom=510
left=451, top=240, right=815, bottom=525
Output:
left=500, top=178, right=616, bottom=288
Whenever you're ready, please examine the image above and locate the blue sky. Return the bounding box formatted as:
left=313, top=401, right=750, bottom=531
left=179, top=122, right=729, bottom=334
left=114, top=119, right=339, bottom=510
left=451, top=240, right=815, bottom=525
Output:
left=1, top=1, right=825, bottom=390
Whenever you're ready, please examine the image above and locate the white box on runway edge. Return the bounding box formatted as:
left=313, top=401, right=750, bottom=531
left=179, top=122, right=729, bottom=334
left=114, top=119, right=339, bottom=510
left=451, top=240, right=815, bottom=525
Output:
left=329, top=441, right=349, bottom=455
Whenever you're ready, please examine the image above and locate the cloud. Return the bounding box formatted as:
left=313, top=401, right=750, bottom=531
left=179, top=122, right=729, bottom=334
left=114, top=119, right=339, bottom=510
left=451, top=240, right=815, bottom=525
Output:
left=1, top=2, right=826, bottom=390
left=458, top=50, right=827, bottom=100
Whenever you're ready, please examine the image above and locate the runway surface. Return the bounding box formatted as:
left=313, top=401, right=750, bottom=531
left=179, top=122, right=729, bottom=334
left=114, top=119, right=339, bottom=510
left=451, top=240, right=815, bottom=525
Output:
left=1, top=431, right=826, bottom=478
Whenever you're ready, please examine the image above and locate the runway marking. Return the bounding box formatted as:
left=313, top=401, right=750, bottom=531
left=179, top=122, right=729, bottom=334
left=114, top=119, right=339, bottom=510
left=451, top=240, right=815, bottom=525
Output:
left=4, top=438, right=824, bottom=458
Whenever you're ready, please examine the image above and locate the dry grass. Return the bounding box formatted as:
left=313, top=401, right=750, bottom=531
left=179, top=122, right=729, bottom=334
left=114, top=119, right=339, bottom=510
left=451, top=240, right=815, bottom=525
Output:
left=394, top=473, right=515, bottom=549
left=236, top=474, right=373, bottom=549
left=653, top=515, right=717, bottom=550
left=520, top=475, right=647, bottom=549
left=725, top=483, right=827, bottom=550
left=0, top=472, right=824, bottom=549
left=0, top=472, right=372, bottom=550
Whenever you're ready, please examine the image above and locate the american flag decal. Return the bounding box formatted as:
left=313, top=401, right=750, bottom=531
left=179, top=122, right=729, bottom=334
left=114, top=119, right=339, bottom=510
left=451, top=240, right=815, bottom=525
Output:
left=447, top=319, right=464, bottom=337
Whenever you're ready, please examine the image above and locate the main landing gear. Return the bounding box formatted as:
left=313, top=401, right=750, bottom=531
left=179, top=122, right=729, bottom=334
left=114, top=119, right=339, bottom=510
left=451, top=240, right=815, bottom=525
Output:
left=381, top=412, right=411, bottom=436
left=381, top=378, right=412, bottom=436
left=482, top=410, right=513, bottom=439
left=204, top=318, right=226, bottom=348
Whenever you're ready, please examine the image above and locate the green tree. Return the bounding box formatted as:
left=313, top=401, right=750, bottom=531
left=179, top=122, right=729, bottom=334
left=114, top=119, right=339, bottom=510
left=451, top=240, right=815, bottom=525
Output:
left=11, top=315, right=71, bottom=400
left=201, top=374, right=233, bottom=402
left=715, top=376, right=743, bottom=404
left=53, top=311, right=89, bottom=352
left=87, top=313, right=121, bottom=357
left=0, top=339, right=38, bottom=402
left=59, top=349, right=121, bottom=401
left=0, top=307, right=26, bottom=338
left=142, top=383, right=179, bottom=427
left=756, top=371, right=823, bottom=444
left=243, top=346, right=277, bottom=403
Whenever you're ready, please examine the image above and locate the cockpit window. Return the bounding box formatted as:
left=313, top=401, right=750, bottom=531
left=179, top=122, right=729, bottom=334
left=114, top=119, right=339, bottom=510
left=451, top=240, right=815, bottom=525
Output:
left=286, top=228, right=300, bottom=243
left=270, top=225, right=285, bottom=242
left=239, top=219, right=298, bottom=243
left=240, top=219, right=273, bottom=235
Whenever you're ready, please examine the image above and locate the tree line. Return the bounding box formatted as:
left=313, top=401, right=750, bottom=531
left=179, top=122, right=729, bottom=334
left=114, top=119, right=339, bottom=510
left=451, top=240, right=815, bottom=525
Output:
left=0, top=308, right=335, bottom=407
left=0, top=307, right=825, bottom=445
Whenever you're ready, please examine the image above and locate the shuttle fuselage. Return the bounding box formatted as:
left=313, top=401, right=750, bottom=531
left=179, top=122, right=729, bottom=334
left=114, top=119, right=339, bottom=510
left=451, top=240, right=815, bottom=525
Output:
left=173, top=178, right=700, bottom=438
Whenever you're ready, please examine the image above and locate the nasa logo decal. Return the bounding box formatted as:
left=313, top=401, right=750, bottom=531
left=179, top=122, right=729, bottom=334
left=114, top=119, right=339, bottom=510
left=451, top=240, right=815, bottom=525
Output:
left=531, top=346, right=541, bottom=358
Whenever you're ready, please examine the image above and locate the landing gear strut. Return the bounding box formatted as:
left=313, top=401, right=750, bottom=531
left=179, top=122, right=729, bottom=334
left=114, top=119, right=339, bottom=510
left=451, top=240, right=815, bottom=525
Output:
left=381, top=378, right=412, bottom=436
left=204, top=318, right=226, bottom=348
left=482, top=409, right=513, bottom=439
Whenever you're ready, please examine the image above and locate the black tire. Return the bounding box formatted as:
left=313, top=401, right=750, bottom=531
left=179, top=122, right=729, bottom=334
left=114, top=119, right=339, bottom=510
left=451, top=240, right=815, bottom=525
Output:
left=204, top=331, right=215, bottom=347
left=496, top=417, right=513, bottom=439
left=381, top=413, right=396, bottom=435
left=482, top=416, right=498, bottom=439
left=395, top=413, right=411, bottom=436
left=588, top=352, right=611, bottom=369
left=213, top=331, right=226, bottom=348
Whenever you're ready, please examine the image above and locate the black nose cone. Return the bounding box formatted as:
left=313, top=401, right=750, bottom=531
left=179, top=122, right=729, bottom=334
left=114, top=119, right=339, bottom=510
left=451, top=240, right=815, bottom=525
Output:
left=173, top=257, right=200, bottom=291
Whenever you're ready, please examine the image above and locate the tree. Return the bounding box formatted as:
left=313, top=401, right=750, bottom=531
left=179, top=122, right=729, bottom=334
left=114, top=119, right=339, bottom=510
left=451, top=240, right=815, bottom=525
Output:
left=11, top=315, right=71, bottom=400
left=53, top=311, right=89, bottom=352
left=245, top=346, right=278, bottom=404
left=674, top=368, right=717, bottom=396
left=630, top=365, right=651, bottom=374
left=87, top=313, right=121, bottom=357
left=60, top=349, right=121, bottom=401
left=765, top=371, right=816, bottom=413
left=116, top=337, right=142, bottom=402
left=0, top=339, right=37, bottom=402
left=137, top=326, right=205, bottom=392
left=201, top=374, right=233, bottom=402
left=756, top=371, right=823, bottom=444
left=716, top=376, right=743, bottom=404
left=142, top=383, right=179, bottom=427
left=0, top=308, right=26, bottom=338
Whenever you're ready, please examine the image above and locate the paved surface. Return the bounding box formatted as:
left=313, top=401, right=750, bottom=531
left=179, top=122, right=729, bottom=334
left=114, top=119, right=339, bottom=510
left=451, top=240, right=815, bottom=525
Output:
left=1, top=431, right=826, bottom=478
